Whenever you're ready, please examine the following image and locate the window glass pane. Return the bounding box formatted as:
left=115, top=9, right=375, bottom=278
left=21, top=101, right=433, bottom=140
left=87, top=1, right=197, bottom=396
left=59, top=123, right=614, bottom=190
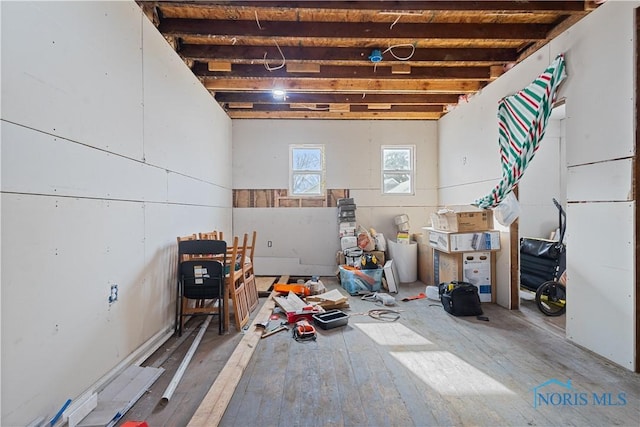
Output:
left=293, top=173, right=321, bottom=194
left=292, top=148, right=321, bottom=171
left=383, top=173, right=412, bottom=194
left=383, top=148, right=410, bottom=171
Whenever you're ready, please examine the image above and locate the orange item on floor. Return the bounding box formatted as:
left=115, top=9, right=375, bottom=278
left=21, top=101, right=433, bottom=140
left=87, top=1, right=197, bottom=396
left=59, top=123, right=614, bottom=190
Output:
left=121, top=422, right=149, bottom=427
left=273, top=283, right=310, bottom=296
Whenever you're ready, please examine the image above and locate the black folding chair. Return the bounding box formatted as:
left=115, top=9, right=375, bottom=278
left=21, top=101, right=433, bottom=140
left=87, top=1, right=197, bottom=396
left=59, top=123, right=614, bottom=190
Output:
left=176, top=239, right=227, bottom=336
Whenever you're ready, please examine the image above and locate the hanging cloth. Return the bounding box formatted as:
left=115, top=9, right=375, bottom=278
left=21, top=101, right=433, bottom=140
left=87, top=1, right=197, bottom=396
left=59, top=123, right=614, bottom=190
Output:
left=475, top=54, right=567, bottom=209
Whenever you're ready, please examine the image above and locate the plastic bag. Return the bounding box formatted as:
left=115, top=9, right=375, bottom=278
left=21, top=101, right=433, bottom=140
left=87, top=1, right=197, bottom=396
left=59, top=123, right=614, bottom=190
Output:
left=493, top=191, right=521, bottom=227
left=357, top=226, right=376, bottom=251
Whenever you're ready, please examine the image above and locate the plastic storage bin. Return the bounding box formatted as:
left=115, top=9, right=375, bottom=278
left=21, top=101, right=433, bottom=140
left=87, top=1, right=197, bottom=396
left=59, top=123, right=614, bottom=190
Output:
left=312, top=309, right=349, bottom=329
left=338, top=265, right=383, bottom=295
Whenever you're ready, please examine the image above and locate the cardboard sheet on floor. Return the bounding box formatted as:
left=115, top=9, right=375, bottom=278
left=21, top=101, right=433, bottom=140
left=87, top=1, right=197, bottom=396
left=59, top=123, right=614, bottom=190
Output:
left=255, top=276, right=276, bottom=293
left=77, top=365, right=164, bottom=427
left=274, top=291, right=307, bottom=314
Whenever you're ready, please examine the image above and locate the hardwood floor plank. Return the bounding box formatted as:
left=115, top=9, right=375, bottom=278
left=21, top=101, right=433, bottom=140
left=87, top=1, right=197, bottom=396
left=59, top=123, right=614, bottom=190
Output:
left=120, top=278, right=640, bottom=427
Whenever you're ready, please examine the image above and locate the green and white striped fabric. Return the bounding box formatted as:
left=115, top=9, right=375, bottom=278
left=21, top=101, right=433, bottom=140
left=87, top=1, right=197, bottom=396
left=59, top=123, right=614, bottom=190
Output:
left=475, top=54, right=567, bottom=209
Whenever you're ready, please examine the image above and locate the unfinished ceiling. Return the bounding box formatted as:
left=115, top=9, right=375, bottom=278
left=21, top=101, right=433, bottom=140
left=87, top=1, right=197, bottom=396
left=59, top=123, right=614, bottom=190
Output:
left=137, top=1, right=598, bottom=120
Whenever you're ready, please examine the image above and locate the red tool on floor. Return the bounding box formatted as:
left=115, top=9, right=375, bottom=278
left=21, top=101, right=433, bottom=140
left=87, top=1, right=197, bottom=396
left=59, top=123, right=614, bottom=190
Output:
left=402, top=292, right=426, bottom=302
left=292, top=319, right=317, bottom=342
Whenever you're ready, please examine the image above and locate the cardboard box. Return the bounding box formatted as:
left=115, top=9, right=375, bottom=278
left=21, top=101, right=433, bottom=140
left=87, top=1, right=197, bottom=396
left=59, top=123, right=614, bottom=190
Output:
left=414, top=233, right=434, bottom=285
left=430, top=207, right=493, bottom=232
left=433, top=250, right=495, bottom=302
left=425, top=227, right=500, bottom=253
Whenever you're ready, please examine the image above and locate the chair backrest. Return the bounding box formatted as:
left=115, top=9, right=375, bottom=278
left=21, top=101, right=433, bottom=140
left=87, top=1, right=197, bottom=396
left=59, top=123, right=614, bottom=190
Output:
left=245, top=231, right=256, bottom=263
left=178, top=240, right=227, bottom=299
left=179, top=239, right=227, bottom=259
left=226, top=236, right=240, bottom=274
left=199, top=230, right=224, bottom=241
left=180, top=260, right=225, bottom=299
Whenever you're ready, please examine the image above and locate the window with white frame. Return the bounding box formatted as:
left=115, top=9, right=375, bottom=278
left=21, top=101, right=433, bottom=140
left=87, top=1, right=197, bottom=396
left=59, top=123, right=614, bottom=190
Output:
left=382, top=145, right=415, bottom=194
left=290, top=145, right=325, bottom=196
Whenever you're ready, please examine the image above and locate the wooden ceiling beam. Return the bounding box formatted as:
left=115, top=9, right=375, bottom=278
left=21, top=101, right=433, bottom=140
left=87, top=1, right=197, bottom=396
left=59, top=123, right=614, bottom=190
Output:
left=236, top=103, right=444, bottom=113
left=179, top=44, right=518, bottom=64
left=149, top=1, right=589, bottom=14
left=226, top=110, right=444, bottom=120
left=159, top=19, right=552, bottom=40
left=203, top=77, right=483, bottom=93
left=193, top=63, right=490, bottom=80
left=214, top=92, right=460, bottom=105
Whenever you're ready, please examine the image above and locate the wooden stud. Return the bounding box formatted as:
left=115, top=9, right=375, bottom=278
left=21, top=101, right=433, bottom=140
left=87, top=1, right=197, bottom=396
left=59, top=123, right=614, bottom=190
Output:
left=490, top=65, right=505, bottom=80
left=329, top=103, right=350, bottom=112
left=208, top=61, right=232, bottom=72
left=391, top=64, right=411, bottom=74
left=368, top=104, right=392, bottom=110
left=227, top=102, right=253, bottom=109
left=286, top=63, right=321, bottom=73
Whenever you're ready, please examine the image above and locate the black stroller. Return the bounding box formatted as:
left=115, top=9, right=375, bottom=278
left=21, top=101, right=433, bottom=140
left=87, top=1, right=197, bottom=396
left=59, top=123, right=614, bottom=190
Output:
left=519, top=198, right=567, bottom=316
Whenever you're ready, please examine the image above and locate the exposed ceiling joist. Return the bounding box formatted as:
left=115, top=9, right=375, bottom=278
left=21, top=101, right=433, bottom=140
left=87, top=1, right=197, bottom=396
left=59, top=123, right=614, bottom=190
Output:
left=137, top=1, right=597, bottom=120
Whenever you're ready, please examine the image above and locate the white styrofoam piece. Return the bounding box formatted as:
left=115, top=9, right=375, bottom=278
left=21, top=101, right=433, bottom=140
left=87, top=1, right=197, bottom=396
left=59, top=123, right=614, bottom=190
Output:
left=383, top=260, right=398, bottom=293
left=66, top=393, right=97, bottom=427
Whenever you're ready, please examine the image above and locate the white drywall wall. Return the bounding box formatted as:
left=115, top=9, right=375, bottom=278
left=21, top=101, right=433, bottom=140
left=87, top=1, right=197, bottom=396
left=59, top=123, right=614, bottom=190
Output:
left=0, top=2, right=232, bottom=424
left=438, top=0, right=638, bottom=370
left=519, top=116, right=565, bottom=239
left=232, top=120, right=438, bottom=275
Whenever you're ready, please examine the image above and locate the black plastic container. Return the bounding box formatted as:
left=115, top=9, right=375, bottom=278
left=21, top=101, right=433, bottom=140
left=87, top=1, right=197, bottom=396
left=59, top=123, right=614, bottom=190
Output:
left=312, top=309, right=349, bottom=330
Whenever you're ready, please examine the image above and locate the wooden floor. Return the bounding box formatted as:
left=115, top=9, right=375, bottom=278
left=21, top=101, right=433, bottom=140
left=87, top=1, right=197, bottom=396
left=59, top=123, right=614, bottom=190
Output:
left=118, top=277, right=640, bottom=427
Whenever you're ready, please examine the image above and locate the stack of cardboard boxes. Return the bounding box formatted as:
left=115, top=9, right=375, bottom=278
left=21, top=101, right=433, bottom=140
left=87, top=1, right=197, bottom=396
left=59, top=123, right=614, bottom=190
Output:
left=424, top=207, right=500, bottom=302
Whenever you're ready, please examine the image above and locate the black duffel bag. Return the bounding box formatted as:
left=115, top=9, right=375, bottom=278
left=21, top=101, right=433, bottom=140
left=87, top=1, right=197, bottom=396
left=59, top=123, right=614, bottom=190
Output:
left=438, top=281, right=483, bottom=317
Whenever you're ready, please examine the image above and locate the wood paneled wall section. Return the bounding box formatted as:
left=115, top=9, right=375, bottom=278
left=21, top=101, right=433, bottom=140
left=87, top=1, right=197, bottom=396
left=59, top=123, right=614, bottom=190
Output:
left=233, top=189, right=349, bottom=208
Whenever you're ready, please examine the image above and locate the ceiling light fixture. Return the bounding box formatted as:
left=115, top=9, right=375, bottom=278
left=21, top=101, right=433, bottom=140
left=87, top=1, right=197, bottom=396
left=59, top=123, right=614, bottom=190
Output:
left=272, top=89, right=286, bottom=99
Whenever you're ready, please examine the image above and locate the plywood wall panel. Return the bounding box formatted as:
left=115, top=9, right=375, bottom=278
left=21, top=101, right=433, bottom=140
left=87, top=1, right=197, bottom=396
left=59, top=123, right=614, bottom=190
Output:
left=565, top=202, right=635, bottom=370
left=141, top=16, right=232, bottom=185
left=567, top=158, right=633, bottom=202
left=167, top=171, right=231, bottom=207
left=1, top=194, right=146, bottom=421
left=1, top=2, right=234, bottom=424
left=549, top=3, right=636, bottom=166
left=0, top=1, right=144, bottom=160
left=1, top=122, right=167, bottom=201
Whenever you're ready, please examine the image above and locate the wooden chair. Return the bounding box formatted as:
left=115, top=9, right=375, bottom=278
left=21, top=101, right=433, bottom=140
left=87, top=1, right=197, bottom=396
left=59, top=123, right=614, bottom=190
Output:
left=199, top=230, right=224, bottom=241
left=176, top=239, right=226, bottom=336
left=225, top=236, right=250, bottom=331
left=241, top=232, right=259, bottom=312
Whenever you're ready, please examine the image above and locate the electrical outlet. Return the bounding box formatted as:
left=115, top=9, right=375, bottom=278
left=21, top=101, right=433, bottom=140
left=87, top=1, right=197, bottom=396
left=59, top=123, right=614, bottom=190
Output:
left=109, top=284, right=118, bottom=303
left=267, top=240, right=273, bottom=247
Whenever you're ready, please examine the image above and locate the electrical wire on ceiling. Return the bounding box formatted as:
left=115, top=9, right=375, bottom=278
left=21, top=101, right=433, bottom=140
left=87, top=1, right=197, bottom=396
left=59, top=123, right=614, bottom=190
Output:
left=254, top=10, right=263, bottom=30
left=383, top=43, right=416, bottom=61
left=264, top=40, right=286, bottom=71
left=390, top=14, right=403, bottom=29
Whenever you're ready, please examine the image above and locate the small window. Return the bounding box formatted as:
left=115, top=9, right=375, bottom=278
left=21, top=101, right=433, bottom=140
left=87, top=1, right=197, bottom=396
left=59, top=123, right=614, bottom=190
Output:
left=290, top=145, right=325, bottom=196
left=382, top=145, right=415, bottom=194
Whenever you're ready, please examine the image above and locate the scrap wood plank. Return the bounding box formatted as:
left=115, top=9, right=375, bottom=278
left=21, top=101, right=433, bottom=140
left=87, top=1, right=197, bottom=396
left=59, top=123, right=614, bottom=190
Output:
left=187, top=290, right=277, bottom=427
left=255, top=276, right=276, bottom=293
left=306, top=288, right=348, bottom=304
